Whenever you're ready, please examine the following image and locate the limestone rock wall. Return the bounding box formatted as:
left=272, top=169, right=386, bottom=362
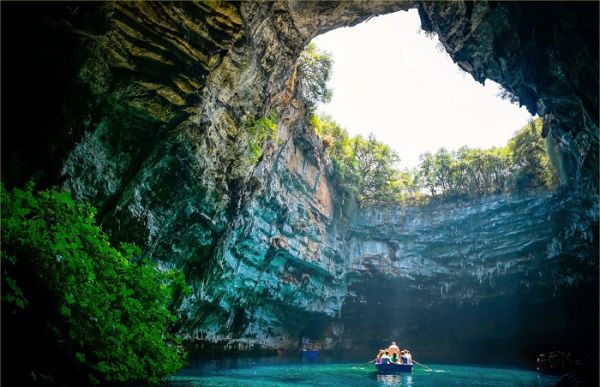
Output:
left=24, top=1, right=410, bottom=352
left=339, top=192, right=597, bottom=362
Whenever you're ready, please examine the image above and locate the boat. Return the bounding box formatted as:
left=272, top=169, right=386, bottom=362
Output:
left=301, top=349, right=319, bottom=360
left=300, top=337, right=320, bottom=360
left=536, top=351, right=573, bottom=376
left=376, top=362, right=413, bottom=374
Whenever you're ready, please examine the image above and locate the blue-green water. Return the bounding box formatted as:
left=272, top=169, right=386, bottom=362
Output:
left=164, top=357, right=560, bottom=386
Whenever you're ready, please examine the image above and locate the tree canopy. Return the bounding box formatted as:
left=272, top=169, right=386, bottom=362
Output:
left=415, top=117, right=555, bottom=198
left=312, top=114, right=404, bottom=207
left=312, top=115, right=556, bottom=208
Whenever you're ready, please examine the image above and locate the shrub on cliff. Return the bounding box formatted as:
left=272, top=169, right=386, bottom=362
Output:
left=1, top=184, right=187, bottom=386
left=243, top=113, right=278, bottom=164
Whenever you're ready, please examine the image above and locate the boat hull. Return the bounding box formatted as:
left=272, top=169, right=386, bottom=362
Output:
left=376, top=363, right=413, bottom=374
left=301, top=350, right=319, bottom=360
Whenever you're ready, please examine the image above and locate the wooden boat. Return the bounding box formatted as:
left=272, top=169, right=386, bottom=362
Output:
left=376, top=362, right=413, bottom=374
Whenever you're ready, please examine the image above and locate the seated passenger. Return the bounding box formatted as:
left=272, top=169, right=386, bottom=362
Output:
left=388, top=341, right=400, bottom=355
left=405, top=350, right=413, bottom=364
left=376, top=350, right=385, bottom=364
left=400, top=350, right=408, bottom=364
left=380, top=351, right=392, bottom=364
left=391, top=352, right=398, bottom=364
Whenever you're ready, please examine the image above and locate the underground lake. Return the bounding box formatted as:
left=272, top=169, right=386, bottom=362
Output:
left=163, top=356, right=561, bottom=387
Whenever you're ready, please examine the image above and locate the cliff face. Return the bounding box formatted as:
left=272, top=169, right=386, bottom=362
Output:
left=341, top=192, right=597, bottom=362
left=2, top=1, right=597, bottom=361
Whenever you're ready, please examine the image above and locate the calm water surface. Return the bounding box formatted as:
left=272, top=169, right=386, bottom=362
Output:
left=163, top=357, right=560, bottom=386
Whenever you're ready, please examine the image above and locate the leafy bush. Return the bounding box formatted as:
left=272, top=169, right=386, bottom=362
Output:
left=1, top=184, right=188, bottom=386
left=243, top=113, right=277, bottom=164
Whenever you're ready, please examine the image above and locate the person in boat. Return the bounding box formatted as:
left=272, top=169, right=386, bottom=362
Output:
left=390, top=351, right=399, bottom=364
left=380, top=351, right=392, bottom=364
left=388, top=341, right=400, bottom=355
left=400, top=350, right=411, bottom=364
left=302, top=336, right=309, bottom=351
left=376, top=350, right=385, bottom=364
left=405, top=350, right=413, bottom=364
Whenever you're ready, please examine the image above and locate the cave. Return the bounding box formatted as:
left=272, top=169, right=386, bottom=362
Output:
left=1, top=1, right=598, bottom=386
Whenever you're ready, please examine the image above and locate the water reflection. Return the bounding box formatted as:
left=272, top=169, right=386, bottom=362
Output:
left=376, top=373, right=413, bottom=386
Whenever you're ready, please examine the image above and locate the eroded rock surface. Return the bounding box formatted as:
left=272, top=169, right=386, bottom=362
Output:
left=340, top=192, right=597, bottom=362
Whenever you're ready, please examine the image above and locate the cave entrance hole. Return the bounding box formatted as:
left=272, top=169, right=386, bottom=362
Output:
left=310, top=9, right=533, bottom=170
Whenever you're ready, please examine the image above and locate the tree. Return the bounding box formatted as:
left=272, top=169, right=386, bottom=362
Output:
left=296, top=43, right=333, bottom=111
left=310, top=115, right=406, bottom=207
left=395, top=169, right=422, bottom=203
left=507, top=117, right=554, bottom=189
left=418, top=152, right=437, bottom=197
left=353, top=134, right=402, bottom=206
left=412, top=118, right=554, bottom=200
left=450, top=146, right=471, bottom=194
left=434, top=147, right=453, bottom=196
left=312, top=115, right=556, bottom=208
left=1, top=184, right=187, bottom=386
left=483, top=146, right=511, bottom=193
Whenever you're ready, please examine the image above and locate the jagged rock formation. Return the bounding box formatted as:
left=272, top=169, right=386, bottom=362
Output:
left=2, top=1, right=597, bottom=363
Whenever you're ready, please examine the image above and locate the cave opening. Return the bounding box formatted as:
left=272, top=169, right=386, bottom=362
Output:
left=311, top=9, right=533, bottom=169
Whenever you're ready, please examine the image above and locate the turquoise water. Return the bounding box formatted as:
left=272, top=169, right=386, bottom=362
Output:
left=164, top=357, right=560, bottom=386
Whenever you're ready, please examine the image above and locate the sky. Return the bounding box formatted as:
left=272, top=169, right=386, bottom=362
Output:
left=312, top=10, right=532, bottom=169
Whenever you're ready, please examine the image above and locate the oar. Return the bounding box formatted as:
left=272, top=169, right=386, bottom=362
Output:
left=413, top=359, right=433, bottom=371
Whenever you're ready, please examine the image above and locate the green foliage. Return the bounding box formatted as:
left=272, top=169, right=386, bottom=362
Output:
left=496, top=85, right=520, bottom=105
left=312, top=115, right=557, bottom=208
left=417, top=146, right=509, bottom=198
left=243, top=113, right=277, bottom=164
left=418, top=151, right=438, bottom=196
left=296, top=43, right=333, bottom=111
left=1, top=184, right=188, bottom=385
left=415, top=117, right=556, bottom=198
left=352, top=134, right=402, bottom=206
left=311, top=114, right=404, bottom=207
left=507, top=117, right=556, bottom=189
